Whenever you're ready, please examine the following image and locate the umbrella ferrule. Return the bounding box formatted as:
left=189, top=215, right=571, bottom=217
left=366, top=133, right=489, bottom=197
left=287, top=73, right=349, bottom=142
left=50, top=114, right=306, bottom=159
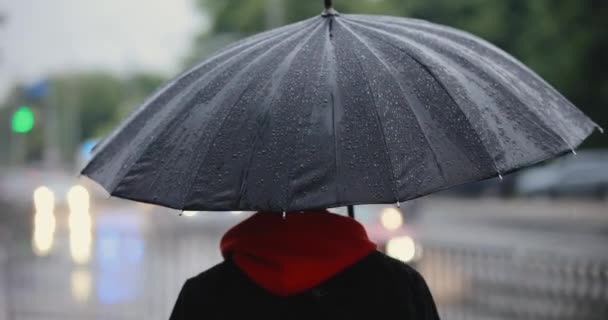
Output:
left=322, top=8, right=339, bottom=17
left=322, top=0, right=339, bottom=16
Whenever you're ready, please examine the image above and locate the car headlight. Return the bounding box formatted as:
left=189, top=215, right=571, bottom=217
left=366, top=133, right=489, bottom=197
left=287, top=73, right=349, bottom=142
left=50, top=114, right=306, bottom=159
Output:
left=33, top=186, right=55, bottom=214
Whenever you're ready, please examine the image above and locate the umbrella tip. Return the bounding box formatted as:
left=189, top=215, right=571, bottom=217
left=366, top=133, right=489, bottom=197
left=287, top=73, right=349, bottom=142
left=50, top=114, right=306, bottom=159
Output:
left=322, top=0, right=339, bottom=16
left=598, top=126, right=605, bottom=134
left=498, top=173, right=504, bottom=181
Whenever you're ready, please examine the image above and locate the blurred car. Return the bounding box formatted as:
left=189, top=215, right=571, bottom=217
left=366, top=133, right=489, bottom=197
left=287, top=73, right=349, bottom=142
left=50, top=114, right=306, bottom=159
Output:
left=515, top=150, right=608, bottom=199
left=0, top=167, right=73, bottom=207
left=0, top=167, right=105, bottom=210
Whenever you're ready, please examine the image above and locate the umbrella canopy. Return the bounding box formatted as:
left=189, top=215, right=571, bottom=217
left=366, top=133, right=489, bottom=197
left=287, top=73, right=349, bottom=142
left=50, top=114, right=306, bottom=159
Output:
left=82, top=1, right=600, bottom=212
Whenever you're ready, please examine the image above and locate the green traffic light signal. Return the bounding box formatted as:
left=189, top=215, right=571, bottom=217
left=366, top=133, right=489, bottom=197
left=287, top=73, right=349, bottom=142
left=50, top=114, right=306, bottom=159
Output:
left=12, top=106, right=35, bottom=134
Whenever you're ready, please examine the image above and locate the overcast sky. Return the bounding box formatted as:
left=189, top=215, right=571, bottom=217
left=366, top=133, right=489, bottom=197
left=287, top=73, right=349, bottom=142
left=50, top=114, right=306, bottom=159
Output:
left=0, top=0, right=204, bottom=99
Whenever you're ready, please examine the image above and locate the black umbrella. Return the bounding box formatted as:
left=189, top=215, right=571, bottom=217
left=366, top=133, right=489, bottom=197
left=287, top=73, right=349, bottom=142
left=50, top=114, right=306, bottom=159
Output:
left=82, top=0, right=601, bottom=212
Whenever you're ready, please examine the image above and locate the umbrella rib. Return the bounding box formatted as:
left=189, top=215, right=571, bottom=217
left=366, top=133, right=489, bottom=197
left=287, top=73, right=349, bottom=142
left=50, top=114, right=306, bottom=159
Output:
left=336, top=19, right=402, bottom=202
left=394, top=43, right=502, bottom=175
left=344, top=18, right=503, bottom=176
left=281, top=18, right=348, bottom=209
left=180, top=21, right=324, bottom=210
left=325, top=19, right=343, bottom=209
left=348, top=16, right=592, bottom=150
left=91, top=20, right=310, bottom=161
left=281, top=24, right=335, bottom=210
left=330, top=91, right=340, bottom=207
left=105, top=28, right=302, bottom=195
left=351, top=15, right=563, bottom=105
left=340, top=20, right=449, bottom=185
left=395, top=46, right=502, bottom=174
left=237, top=23, right=326, bottom=211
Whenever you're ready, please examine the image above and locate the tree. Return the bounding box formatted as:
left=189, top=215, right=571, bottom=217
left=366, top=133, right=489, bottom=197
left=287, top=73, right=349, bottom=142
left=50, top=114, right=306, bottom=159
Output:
left=0, top=72, right=166, bottom=166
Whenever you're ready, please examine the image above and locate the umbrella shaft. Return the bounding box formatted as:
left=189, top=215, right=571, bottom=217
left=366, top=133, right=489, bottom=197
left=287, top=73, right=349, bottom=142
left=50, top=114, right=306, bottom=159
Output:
left=325, top=0, right=332, bottom=9
left=348, top=205, right=355, bottom=219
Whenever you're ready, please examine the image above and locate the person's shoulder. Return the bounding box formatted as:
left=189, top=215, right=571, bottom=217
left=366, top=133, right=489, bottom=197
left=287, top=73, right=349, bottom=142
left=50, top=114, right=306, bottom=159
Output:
left=169, top=262, right=230, bottom=319
left=366, top=251, right=441, bottom=319
left=185, top=260, right=231, bottom=289
left=363, top=250, right=430, bottom=289
left=367, top=251, right=422, bottom=277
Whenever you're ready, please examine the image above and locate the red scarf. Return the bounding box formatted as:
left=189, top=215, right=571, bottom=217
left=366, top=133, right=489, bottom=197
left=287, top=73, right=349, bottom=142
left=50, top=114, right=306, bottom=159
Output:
left=221, top=210, right=376, bottom=296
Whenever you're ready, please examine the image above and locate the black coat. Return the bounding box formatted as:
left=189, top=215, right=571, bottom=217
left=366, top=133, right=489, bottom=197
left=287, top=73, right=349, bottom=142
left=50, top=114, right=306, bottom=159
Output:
left=170, top=251, right=440, bottom=319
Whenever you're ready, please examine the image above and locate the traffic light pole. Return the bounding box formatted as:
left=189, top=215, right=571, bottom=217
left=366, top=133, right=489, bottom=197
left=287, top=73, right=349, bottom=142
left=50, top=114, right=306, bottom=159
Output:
left=8, top=123, right=27, bottom=166
left=42, top=100, right=60, bottom=168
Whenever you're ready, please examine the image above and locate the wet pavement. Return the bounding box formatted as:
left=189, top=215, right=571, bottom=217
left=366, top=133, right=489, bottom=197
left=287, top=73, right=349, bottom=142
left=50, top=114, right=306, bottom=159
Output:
left=1, top=200, right=240, bottom=320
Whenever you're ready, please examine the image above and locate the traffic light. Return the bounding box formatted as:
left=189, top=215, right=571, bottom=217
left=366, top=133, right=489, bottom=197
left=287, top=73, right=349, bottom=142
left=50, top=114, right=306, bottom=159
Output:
left=11, top=105, right=35, bottom=134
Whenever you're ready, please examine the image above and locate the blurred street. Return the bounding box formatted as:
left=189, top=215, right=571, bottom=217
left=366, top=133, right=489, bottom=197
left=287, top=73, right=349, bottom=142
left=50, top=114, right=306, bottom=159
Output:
left=1, top=178, right=606, bottom=319
left=1, top=189, right=233, bottom=320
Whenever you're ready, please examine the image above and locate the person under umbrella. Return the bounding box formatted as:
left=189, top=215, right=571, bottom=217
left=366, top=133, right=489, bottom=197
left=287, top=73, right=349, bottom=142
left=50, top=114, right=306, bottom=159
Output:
left=169, top=210, right=439, bottom=319
left=82, top=1, right=601, bottom=319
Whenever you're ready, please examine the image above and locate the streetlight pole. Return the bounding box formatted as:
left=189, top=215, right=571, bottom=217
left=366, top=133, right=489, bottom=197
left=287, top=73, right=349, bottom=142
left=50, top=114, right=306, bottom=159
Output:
left=42, top=98, right=60, bottom=168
